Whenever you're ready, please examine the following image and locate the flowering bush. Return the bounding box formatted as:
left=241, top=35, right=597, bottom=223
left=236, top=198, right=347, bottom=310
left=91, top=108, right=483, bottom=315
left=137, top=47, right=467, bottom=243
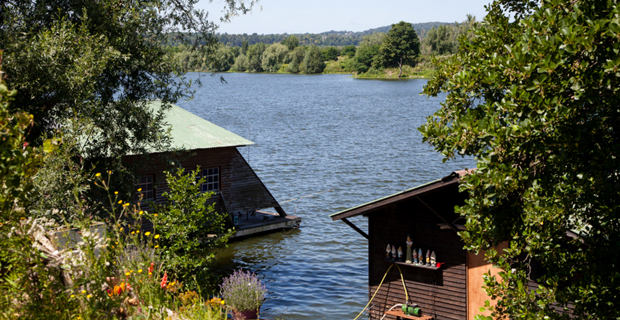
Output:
left=220, top=269, right=267, bottom=312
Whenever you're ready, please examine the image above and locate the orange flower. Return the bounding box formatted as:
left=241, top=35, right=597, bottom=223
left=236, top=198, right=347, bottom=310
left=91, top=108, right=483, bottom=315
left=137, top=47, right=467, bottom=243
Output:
left=161, top=272, right=168, bottom=288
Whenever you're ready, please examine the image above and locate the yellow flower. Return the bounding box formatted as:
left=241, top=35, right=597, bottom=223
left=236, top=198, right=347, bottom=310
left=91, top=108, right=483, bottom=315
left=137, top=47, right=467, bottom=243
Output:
left=221, top=300, right=225, bottom=305
left=95, top=173, right=101, bottom=177
left=119, top=227, right=123, bottom=231
left=139, top=211, right=143, bottom=215
left=154, top=234, right=160, bottom=239
left=154, top=245, right=159, bottom=248
left=145, top=232, right=151, bottom=236
left=20, top=217, right=25, bottom=220
left=137, top=188, right=142, bottom=192
left=131, top=231, right=135, bottom=235
left=116, top=242, right=119, bottom=244
left=154, top=214, right=158, bottom=217
left=114, top=191, right=118, bottom=195
left=138, top=269, right=143, bottom=273
left=108, top=170, right=112, bottom=174
left=130, top=270, right=134, bottom=273
left=70, top=294, right=75, bottom=298
left=118, top=200, right=122, bottom=204
left=86, top=294, right=91, bottom=299
left=136, top=230, right=140, bottom=233
left=125, top=272, right=130, bottom=276
left=82, top=290, right=86, bottom=294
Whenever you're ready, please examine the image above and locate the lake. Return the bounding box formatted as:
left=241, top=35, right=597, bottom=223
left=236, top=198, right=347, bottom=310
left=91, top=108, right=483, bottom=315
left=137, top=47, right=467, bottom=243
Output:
left=176, top=73, right=474, bottom=320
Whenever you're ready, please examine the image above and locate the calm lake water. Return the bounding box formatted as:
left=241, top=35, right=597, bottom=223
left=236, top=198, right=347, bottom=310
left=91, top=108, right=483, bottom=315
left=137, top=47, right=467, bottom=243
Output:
left=176, top=73, right=474, bottom=320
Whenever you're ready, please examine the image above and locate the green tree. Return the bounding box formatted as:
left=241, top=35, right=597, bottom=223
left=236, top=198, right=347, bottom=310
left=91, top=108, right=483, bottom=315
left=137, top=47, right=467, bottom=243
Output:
left=423, top=25, right=456, bottom=55
left=1, top=0, right=256, bottom=159
left=151, top=168, right=231, bottom=290
left=379, top=21, right=420, bottom=77
left=302, top=46, right=326, bottom=74
left=246, top=42, right=267, bottom=72
left=232, top=54, right=249, bottom=72
left=421, top=1, right=620, bottom=318
left=287, top=46, right=307, bottom=73
left=241, top=39, right=249, bottom=55
left=281, top=35, right=299, bottom=51
left=322, top=47, right=339, bottom=61
left=261, top=43, right=289, bottom=73
left=342, top=45, right=357, bottom=58
left=353, top=44, right=381, bottom=73
left=210, top=45, right=236, bottom=72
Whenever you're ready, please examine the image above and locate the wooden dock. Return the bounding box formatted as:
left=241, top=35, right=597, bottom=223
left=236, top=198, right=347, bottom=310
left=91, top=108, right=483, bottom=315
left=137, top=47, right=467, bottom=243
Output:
left=230, top=210, right=301, bottom=239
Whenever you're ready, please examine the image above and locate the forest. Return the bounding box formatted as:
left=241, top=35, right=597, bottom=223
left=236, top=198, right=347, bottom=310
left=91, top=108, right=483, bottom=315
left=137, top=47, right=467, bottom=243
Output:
left=171, top=16, right=476, bottom=77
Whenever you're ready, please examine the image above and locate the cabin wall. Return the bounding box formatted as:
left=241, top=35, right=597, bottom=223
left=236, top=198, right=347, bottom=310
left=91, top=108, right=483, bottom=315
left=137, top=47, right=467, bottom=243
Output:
left=466, top=243, right=508, bottom=320
left=368, top=186, right=468, bottom=320
left=124, top=147, right=280, bottom=227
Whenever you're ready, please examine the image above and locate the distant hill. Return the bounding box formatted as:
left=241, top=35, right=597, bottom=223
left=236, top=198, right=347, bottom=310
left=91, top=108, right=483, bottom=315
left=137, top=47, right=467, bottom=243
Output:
left=319, top=22, right=451, bottom=37
left=215, top=22, right=453, bottom=47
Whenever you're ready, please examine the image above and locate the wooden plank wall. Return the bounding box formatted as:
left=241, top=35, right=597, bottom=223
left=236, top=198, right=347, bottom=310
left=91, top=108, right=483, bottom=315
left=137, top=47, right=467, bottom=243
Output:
left=124, top=147, right=280, bottom=228
left=368, top=185, right=468, bottom=320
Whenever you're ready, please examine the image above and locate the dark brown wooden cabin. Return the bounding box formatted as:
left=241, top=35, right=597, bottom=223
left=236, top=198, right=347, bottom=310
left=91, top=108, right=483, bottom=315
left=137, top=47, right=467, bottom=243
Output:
left=121, top=102, right=294, bottom=234
left=331, top=170, right=500, bottom=320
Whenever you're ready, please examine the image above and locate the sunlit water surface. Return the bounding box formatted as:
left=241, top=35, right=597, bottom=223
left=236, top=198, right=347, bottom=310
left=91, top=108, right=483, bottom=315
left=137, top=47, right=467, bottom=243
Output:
left=176, top=73, right=474, bottom=320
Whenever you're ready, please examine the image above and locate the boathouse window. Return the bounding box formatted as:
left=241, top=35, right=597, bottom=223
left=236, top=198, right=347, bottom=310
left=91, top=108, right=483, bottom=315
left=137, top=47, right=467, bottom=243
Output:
left=134, top=174, right=155, bottom=201
left=198, top=167, right=220, bottom=192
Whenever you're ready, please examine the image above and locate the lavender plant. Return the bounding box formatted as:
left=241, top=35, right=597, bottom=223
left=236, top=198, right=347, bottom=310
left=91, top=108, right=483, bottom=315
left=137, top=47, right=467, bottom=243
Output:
left=219, top=269, right=267, bottom=312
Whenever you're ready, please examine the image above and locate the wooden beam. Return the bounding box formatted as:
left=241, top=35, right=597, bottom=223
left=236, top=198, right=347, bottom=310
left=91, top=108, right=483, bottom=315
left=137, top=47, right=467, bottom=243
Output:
left=275, top=206, right=287, bottom=217
left=415, top=196, right=460, bottom=233
left=342, top=218, right=369, bottom=240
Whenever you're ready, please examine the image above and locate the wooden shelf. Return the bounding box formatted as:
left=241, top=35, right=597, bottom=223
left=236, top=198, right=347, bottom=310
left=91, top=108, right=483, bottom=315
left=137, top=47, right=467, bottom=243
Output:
left=385, top=259, right=440, bottom=271
left=385, top=309, right=434, bottom=319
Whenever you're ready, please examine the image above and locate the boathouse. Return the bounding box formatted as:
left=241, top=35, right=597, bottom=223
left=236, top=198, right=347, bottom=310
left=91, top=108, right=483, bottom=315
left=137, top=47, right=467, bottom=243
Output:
left=330, top=170, right=498, bottom=320
left=124, top=102, right=300, bottom=238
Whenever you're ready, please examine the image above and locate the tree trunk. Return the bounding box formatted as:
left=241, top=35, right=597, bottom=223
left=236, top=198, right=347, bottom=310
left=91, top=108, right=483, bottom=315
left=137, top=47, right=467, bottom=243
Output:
left=398, top=57, right=403, bottom=78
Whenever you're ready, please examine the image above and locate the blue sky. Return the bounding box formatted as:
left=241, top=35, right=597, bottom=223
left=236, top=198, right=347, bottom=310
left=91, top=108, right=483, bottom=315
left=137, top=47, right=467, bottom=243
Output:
left=200, top=0, right=492, bottom=34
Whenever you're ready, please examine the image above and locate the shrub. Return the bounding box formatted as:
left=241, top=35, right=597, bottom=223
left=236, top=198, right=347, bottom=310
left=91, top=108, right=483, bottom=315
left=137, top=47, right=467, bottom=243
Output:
left=219, top=269, right=266, bottom=312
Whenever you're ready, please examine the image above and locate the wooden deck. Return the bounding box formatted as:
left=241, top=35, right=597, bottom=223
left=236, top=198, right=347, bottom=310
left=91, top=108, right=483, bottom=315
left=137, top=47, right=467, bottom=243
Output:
left=230, top=210, right=301, bottom=239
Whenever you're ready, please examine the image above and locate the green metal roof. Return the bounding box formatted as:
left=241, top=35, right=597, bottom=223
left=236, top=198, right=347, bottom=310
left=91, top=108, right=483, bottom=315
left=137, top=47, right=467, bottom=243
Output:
left=152, top=101, right=254, bottom=151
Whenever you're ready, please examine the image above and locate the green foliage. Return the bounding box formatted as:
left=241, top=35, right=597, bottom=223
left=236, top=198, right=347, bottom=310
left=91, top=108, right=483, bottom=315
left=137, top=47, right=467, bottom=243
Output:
left=423, top=25, right=456, bottom=55
left=302, top=46, right=326, bottom=74
left=232, top=54, right=249, bottom=72
left=353, top=44, right=381, bottom=73
left=341, top=45, right=357, bottom=58
left=287, top=47, right=307, bottom=73
left=246, top=43, right=267, bottom=72
left=378, top=21, right=420, bottom=77
left=360, top=33, right=386, bottom=47
left=241, top=40, right=249, bottom=55
left=421, top=15, right=477, bottom=55
left=210, top=45, right=236, bottom=72
left=261, top=43, right=289, bottom=73
left=1, top=0, right=230, bottom=158
left=0, top=75, right=40, bottom=219
left=281, top=35, right=300, bottom=51
left=151, top=168, right=231, bottom=290
left=421, top=0, right=620, bottom=318
left=322, top=47, right=339, bottom=61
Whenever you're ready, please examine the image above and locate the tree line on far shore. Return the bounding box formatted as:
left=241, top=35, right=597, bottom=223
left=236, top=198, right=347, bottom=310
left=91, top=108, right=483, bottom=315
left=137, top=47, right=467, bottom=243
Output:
left=172, top=16, right=476, bottom=76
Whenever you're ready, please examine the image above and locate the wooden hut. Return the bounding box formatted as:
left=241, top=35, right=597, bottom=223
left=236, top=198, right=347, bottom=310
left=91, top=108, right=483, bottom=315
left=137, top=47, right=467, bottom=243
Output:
left=123, top=102, right=300, bottom=237
left=330, top=170, right=500, bottom=320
